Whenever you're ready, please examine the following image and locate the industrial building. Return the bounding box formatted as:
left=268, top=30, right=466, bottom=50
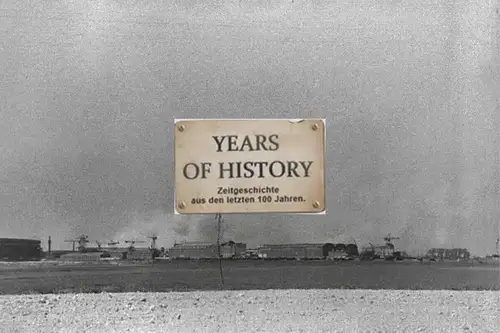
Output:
left=328, top=244, right=360, bottom=260
left=335, top=243, right=359, bottom=257
left=168, top=241, right=247, bottom=259
left=0, top=238, right=42, bottom=261
left=360, top=245, right=395, bottom=259
left=257, top=243, right=332, bottom=259
left=427, top=248, right=470, bottom=261
left=257, top=243, right=329, bottom=259
left=257, top=243, right=359, bottom=260
left=59, top=252, right=110, bottom=261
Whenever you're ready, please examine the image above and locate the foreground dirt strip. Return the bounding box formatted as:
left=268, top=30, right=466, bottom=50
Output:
left=1, top=289, right=498, bottom=333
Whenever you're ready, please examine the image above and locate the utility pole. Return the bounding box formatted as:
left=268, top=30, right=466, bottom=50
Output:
left=216, top=213, right=225, bottom=288
left=493, top=0, right=500, bottom=260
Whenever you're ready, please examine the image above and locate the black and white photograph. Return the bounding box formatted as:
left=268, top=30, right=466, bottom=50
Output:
left=0, top=0, right=499, bottom=332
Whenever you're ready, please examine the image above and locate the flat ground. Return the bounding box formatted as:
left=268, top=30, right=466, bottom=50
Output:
left=1, top=289, right=499, bottom=333
left=0, top=259, right=498, bottom=295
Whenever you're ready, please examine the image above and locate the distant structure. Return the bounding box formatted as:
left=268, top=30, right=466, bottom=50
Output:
left=257, top=243, right=358, bottom=260
left=243, top=248, right=259, bottom=259
left=359, top=234, right=402, bottom=260
left=329, top=243, right=359, bottom=260
left=381, top=233, right=401, bottom=259
left=147, top=234, right=162, bottom=259
left=59, top=252, right=109, bottom=262
left=125, top=240, right=145, bottom=253
left=47, top=236, right=52, bottom=257
left=258, top=243, right=332, bottom=260
left=169, top=241, right=247, bottom=259
left=359, top=243, right=376, bottom=260
left=122, top=240, right=152, bottom=260
left=64, top=235, right=89, bottom=252
left=168, top=242, right=361, bottom=260
left=426, top=248, right=470, bottom=261
left=485, top=237, right=500, bottom=262
left=147, top=235, right=157, bottom=250
left=0, top=238, right=42, bottom=261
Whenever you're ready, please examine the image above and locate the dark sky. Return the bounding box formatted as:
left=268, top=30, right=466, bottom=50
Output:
left=0, top=0, right=498, bottom=255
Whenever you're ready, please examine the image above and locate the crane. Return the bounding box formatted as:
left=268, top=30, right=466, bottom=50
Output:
left=383, top=233, right=400, bottom=249
left=382, top=233, right=401, bottom=259
left=64, top=235, right=89, bottom=252
left=147, top=234, right=162, bottom=259
left=147, top=235, right=158, bottom=250
left=124, top=240, right=145, bottom=253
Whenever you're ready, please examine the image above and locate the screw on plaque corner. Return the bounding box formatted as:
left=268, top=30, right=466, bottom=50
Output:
left=177, top=124, right=185, bottom=132
left=312, top=123, right=319, bottom=131
left=178, top=201, right=186, bottom=210
left=312, top=201, right=320, bottom=209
